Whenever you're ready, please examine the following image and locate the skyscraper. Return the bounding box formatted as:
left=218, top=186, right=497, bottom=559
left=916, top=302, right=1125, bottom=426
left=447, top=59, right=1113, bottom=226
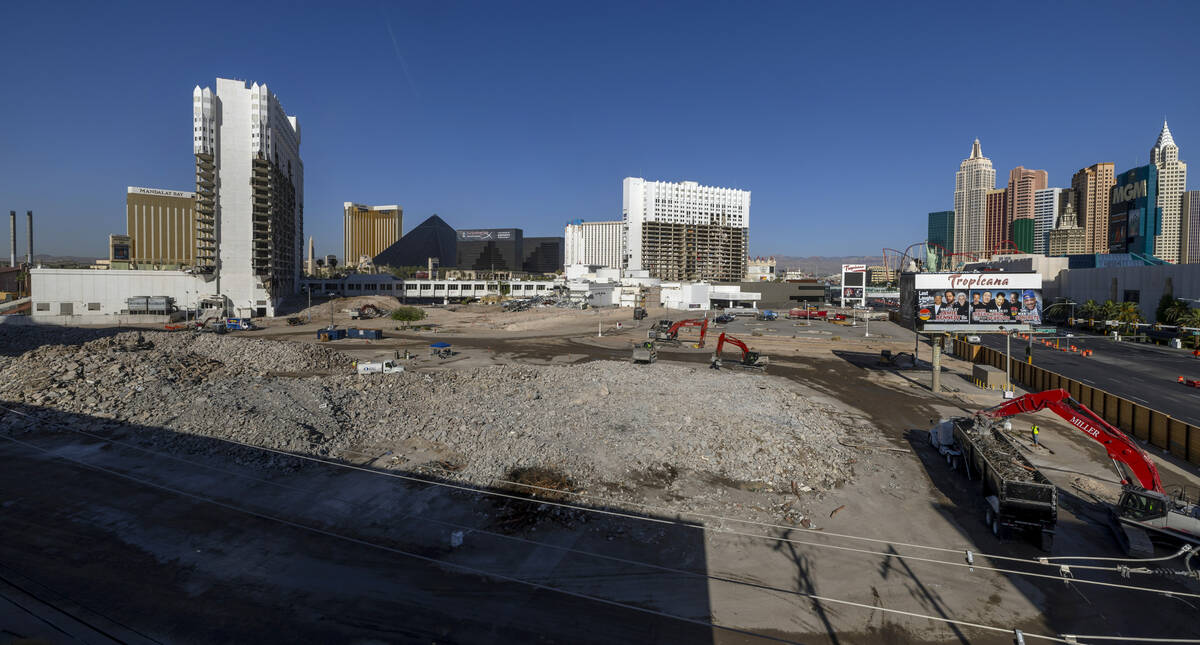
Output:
left=622, top=178, right=750, bottom=282
left=344, top=203, right=402, bottom=265
left=953, top=140, right=995, bottom=256
left=985, top=188, right=1008, bottom=253
left=926, top=211, right=954, bottom=255
left=1006, top=166, right=1047, bottom=247
left=565, top=220, right=623, bottom=268
left=1071, top=163, right=1115, bottom=254
left=1033, top=188, right=1065, bottom=255
left=194, top=78, right=303, bottom=317
left=1182, top=190, right=1200, bottom=264
left=1151, top=121, right=1187, bottom=263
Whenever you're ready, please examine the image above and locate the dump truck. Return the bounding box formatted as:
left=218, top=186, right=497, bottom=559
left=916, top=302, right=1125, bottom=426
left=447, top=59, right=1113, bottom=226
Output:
left=631, top=341, right=657, bottom=364
left=971, top=389, right=1200, bottom=556
left=929, top=417, right=1057, bottom=550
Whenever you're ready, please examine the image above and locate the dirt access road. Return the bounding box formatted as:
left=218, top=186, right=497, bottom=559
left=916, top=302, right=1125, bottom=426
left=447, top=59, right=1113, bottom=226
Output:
left=2, top=310, right=1198, bottom=644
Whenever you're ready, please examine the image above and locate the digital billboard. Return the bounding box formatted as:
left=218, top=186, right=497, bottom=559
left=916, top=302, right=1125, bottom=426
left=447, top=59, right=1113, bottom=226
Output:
left=907, top=272, right=1041, bottom=331
left=1108, top=165, right=1159, bottom=255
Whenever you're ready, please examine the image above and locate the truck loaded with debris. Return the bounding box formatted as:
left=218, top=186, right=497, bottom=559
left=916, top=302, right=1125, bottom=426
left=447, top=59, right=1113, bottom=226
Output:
left=929, top=417, right=1057, bottom=550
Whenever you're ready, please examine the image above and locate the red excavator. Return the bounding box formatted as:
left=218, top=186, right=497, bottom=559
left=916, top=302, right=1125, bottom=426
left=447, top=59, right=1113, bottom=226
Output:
left=978, top=389, right=1200, bottom=554
left=711, top=333, right=769, bottom=371
left=648, top=318, right=709, bottom=347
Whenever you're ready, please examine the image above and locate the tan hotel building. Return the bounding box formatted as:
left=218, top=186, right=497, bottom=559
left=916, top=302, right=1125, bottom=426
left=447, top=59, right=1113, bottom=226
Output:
left=344, top=203, right=402, bottom=265
left=126, top=186, right=197, bottom=267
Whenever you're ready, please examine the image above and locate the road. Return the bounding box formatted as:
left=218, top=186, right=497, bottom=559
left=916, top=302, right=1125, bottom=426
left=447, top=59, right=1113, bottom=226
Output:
left=974, top=329, right=1200, bottom=426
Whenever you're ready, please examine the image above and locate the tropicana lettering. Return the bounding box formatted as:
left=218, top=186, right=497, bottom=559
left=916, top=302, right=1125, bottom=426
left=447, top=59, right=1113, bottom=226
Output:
left=945, top=273, right=1011, bottom=290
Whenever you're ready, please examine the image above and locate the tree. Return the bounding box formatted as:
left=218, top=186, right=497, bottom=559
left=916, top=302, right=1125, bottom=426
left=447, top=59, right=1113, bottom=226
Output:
left=1176, top=309, right=1200, bottom=348
left=1155, top=294, right=1176, bottom=323
left=1100, top=300, right=1120, bottom=323
left=1114, top=301, right=1142, bottom=332
left=390, top=306, right=426, bottom=327
left=1162, top=299, right=1194, bottom=324
left=1078, top=299, right=1100, bottom=322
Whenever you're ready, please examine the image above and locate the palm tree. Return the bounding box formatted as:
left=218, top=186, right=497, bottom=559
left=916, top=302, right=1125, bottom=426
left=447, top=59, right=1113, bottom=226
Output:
left=1095, top=300, right=1118, bottom=330
left=1079, top=299, right=1100, bottom=322
left=1176, top=309, right=1200, bottom=349
left=1115, top=301, right=1142, bottom=332
left=1162, top=299, right=1194, bottom=324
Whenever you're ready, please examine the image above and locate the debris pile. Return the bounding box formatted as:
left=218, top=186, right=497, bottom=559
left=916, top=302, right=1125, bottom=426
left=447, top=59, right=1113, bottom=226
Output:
left=0, top=329, right=857, bottom=512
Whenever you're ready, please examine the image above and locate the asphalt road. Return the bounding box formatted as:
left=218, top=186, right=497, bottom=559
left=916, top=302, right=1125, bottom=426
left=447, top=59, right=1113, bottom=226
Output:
left=974, top=329, right=1200, bottom=426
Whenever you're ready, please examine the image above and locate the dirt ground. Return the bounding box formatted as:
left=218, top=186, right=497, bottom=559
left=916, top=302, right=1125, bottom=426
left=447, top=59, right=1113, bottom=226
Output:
left=2, top=304, right=1199, bottom=644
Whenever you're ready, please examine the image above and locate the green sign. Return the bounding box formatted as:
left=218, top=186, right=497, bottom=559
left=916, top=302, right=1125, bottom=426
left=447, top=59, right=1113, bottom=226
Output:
left=1033, top=327, right=1057, bottom=334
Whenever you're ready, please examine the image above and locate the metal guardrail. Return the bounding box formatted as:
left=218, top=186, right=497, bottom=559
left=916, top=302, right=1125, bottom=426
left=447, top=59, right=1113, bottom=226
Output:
left=953, top=338, right=1200, bottom=467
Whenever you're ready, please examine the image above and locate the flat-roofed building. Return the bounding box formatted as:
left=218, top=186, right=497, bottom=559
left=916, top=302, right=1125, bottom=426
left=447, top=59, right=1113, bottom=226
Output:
left=126, top=186, right=197, bottom=267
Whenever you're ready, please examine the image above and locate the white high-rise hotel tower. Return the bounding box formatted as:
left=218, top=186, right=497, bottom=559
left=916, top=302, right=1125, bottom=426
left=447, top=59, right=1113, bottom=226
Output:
left=1151, top=121, right=1186, bottom=263
left=193, top=78, right=303, bottom=317
left=953, top=139, right=996, bottom=256
left=622, top=177, right=750, bottom=282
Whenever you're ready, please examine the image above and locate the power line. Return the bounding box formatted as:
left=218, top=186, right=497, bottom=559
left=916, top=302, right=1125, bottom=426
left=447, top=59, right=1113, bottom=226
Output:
left=4, top=403, right=1195, bottom=597
left=1, top=431, right=1079, bottom=644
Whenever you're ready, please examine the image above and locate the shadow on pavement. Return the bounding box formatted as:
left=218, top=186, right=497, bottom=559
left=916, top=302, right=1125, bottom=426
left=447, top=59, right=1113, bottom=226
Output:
left=0, top=402, right=732, bottom=644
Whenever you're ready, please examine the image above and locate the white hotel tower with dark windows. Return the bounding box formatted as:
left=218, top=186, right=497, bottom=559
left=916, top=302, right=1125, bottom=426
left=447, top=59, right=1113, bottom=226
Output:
left=622, top=177, right=750, bottom=282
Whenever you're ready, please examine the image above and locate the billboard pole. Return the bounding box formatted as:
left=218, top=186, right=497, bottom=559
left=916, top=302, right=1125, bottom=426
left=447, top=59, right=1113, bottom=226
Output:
left=931, top=335, right=941, bottom=393
left=1005, top=330, right=1012, bottom=395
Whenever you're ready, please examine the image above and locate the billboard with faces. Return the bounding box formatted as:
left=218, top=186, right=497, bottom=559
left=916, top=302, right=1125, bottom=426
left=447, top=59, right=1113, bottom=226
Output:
left=911, top=273, right=1041, bottom=329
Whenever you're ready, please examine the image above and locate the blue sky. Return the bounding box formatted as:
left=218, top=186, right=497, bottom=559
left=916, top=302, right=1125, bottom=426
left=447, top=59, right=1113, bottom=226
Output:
left=2, top=1, right=1198, bottom=259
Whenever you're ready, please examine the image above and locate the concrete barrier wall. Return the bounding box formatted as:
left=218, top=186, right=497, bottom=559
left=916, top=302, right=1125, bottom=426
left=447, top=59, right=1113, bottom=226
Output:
left=951, top=337, right=1199, bottom=466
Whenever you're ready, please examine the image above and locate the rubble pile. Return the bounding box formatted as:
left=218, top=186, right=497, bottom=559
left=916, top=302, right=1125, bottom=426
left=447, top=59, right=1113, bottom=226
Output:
left=0, top=329, right=856, bottom=499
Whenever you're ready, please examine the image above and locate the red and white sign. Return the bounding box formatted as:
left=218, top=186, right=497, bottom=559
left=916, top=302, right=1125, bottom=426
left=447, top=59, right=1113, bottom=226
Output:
left=841, top=264, right=867, bottom=273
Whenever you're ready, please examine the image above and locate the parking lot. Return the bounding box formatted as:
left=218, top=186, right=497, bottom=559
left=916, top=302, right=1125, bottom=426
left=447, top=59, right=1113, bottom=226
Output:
left=706, top=310, right=901, bottom=342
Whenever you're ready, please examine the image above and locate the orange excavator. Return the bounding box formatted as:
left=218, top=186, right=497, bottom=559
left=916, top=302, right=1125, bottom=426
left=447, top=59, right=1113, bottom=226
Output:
left=710, top=333, right=768, bottom=371
left=648, top=318, right=709, bottom=347
left=978, top=389, right=1200, bottom=554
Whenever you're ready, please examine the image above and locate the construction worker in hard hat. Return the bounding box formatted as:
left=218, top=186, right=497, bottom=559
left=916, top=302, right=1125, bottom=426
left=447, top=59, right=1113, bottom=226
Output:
left=1031, top=424, right=1040, bottom=447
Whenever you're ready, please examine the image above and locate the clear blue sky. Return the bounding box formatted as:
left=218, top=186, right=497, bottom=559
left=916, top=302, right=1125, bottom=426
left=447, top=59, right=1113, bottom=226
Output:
left=2, top=1, right=1198, bottom=260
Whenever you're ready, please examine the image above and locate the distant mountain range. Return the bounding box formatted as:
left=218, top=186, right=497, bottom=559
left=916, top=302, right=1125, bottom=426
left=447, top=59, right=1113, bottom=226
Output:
left=2, top=254, right=98, bottom=268
left=771, top=256, right=884, bottom=276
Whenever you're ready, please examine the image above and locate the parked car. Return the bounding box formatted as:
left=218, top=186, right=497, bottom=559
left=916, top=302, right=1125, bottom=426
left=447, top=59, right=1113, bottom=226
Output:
left=714, top=314, right=735, bottom=324
left=966, top=335, right=982, bottom=344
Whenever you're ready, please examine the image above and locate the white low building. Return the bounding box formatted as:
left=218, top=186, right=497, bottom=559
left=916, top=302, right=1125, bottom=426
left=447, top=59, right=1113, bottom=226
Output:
left=31, top=268, right=212, bottom=324
left=566, top=280, right=617, bottom=306
left=660, top=282, right=761, bottom=311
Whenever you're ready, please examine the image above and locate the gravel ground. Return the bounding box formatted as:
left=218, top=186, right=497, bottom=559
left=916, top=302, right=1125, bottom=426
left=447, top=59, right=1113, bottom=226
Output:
left=0, top=328, right=857, bottom=511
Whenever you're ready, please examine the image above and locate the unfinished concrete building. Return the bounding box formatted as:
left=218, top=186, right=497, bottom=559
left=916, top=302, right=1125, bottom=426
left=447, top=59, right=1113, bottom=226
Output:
left=639, top=222, right=747, bottom=282
left=623, top=177, right=750, bottom=282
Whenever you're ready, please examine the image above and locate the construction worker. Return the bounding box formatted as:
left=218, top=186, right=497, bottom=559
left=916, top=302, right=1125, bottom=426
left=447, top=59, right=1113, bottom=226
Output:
left=1031, top=424, right=1040, bottom=447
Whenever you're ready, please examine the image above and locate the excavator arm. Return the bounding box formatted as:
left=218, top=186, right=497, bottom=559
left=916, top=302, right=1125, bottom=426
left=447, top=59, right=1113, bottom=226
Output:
left=978, top=389, right=1164, bottom=493
left=714, top=333, right=750, bottom=359
left=665, top=318, right=709, bottom=347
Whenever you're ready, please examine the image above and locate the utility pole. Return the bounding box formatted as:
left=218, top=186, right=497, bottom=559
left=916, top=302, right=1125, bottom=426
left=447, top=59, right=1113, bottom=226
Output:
left=931, top=334, right=942, bottom=393
left=1005, top=329, right=1012, bottom=395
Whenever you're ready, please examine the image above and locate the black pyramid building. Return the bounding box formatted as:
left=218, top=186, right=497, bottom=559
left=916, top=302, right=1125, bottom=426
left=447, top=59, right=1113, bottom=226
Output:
left=373, top=214, right=457, bottom=268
